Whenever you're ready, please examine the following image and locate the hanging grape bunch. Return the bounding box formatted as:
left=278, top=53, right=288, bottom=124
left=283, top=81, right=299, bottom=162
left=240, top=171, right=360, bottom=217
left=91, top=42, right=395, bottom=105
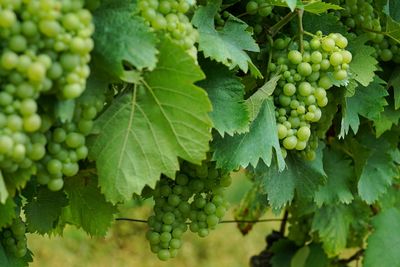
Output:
left=145, top=160, right=231, bottom=261
left=138, top=0, right=199, bottom=59
left=0, top=217, right=27, bottom=258
left=269, top=32, right=352, bottom=160
left=0, top=0, right=97, bottom=192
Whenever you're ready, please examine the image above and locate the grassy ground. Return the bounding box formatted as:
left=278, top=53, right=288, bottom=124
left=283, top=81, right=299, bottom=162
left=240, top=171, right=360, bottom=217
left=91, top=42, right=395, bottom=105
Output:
left=28, top=172, right=282, bottom=267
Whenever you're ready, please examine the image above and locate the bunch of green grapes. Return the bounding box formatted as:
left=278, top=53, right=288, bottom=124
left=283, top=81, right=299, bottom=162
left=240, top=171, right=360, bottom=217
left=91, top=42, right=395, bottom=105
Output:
left=0, top=217, right=27, bottom=258
left=0, top=0, right=94, bottom=192
left=138, top=0, right=198, bottom=59
left=333, top=0, right=400, bottom=63
left=269, top=32, right=352, bottom=160
left=145, top=160, right=230, bottom=261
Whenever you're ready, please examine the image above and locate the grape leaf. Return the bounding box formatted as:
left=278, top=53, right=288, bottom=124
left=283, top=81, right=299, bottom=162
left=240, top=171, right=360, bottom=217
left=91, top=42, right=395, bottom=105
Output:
left=92, top=0, right=157, bottom=80
left=347, top=135, right=399, bottom=204
left=257, top=147, right=326, bottom=210
left=285, top=0, right=299, bottom=11
left=192, top=0, right=261, bottom=76
left=234, top=180, right=268, bottom=235
left=364, top=208, right=400, bottom=267
left=385, top=15, right=400, bottom=44
left=348, top=36, right=378, bottom=87
left=89, top=40, right=212, bottom=203
left=246, top=75, right=281, bottom=121
left=388, top=67, right=400, bottom=109
left=212, top=99, right=285, bottom=172
left=374, top=103, right=400, bottom=137
left=63, top=174, right=117, bottom=236
left=0, top=199, right=16, bottom=229
left=340, top=78, right=388, bottom=137
left=24, top=187, right=68, bottom=234
left=387, top=0, right=400, bottom=21
left=312, top=204, right=352, bottom=256
left=303, top=2, right=342, bottom=14
left=302, top=13, right=347, bottom=35
left=314, top=148, right=354, bottom=207
left=357, top=149, right=398, bottom=204
left=197, top=60, right=249, bottom=136
left=0, top=171, right=8, bottom=204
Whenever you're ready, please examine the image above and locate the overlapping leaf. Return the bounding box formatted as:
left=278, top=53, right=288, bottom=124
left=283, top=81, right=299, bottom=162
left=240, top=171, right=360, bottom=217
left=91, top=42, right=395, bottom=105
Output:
left=63, top=174, right=117, bottom=236
left=192, top=0, right=260, bottom=76
left=24, top=188, right=68, bottom=234
left=364, top=208, right=400, bottom=267
left=256, top=147, right=326, bottom=210
left=312, top=204, right=352, bottom=256
left=314, top=148, right=354, bottom=207
left=89, top=40, right=212, bottom=203
left=92, top=0, right=157, bottom=80
left=198, top=60, right=249, bottom=136
left=212, top=99, right=285, bottom=172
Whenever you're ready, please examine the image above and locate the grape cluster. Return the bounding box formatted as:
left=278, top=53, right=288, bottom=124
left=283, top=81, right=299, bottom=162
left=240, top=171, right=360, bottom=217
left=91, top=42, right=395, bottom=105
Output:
left=138, top=0, right=198, bottom=59
left=146, top=161, right=230, bottom=261
left=0, top=1, right=95, bottom=192
left=269, top=32, right=352, bottom=159
left=334, top=0, right=400, bottom=63
left=0, top=217, right=27, bottom=258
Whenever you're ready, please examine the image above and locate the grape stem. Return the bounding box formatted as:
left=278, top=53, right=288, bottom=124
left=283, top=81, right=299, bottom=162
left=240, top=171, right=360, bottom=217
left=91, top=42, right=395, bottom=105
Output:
left=115, top=218, right=283, bottom=224
left=297, top=9, right=304, bottom=53
left=268, top=11, right=297, bottom=37
left=335, top=249, right=364, bottom=264
left=279, top=210, right=289, bottom=235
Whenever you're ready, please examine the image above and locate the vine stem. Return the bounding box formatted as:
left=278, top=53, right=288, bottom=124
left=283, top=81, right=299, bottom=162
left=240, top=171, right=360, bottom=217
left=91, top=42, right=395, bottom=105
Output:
left=336, top=249, right=365, bottom=264
left=268, top=11, right=298, bottom=37
left=297, top=9, right=304, bottom=53
left=115, top=218, right=284, bottom=224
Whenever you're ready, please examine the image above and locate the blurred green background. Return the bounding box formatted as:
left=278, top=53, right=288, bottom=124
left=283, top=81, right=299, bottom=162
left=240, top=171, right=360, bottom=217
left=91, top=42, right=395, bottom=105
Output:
left=27, top=173, right=281, bottom=267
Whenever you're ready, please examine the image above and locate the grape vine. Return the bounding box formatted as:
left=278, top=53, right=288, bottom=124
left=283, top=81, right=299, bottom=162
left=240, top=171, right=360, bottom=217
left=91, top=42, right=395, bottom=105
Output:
left=0, top=0, right=399, bottom=266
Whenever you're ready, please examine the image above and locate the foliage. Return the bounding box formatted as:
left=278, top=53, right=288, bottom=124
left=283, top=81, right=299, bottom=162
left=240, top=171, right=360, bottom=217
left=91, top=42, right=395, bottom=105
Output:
left=0, top=0, right=399, bottom=266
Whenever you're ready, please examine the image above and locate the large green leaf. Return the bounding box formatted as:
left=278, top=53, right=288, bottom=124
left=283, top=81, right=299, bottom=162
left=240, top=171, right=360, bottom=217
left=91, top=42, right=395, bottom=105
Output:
left=63, top=174, right=117, bottom=236
left=192, top=0, right=260, bottom=76
left=89, top=40, right=212, bottom=203
left=24, top=187, right=68, bottom=235
left=198, top=60, right=249, bottom=136
left=92, top=0, right=157, bottom=80
left=212, top=99, right=285, bottom=172
left=312, top=204, right=352, bottom=256
left=348, top=36, right=378, bottom=87
left=340, top=78, right=388, bottom=137
left=257, top=147, right=326, bottom=209
left=364, top=208, right=400, bottom=267
left=314, top=148, right=354, bottom=207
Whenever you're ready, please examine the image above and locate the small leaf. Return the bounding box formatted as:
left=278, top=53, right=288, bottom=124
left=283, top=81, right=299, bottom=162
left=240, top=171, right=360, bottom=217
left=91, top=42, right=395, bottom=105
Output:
left=24, top=187, right=68, bottom=234
left=192, top=0, right=260, bottom=76
left=63, top=174, right=117, bottom=236
left=55, top=100, right=75, bottom=123
left=246, top=75, right=281, bottom=121
left=198, top=60, right=249, bottom=136
left=92, top=0, right=158, bottom=79
left=385, top=15, right=400, bottom=44
left=257, top=146, right=326, bottom=210
left=212, top=99, right=285, bottom=172
left=303, top=2, right=342, bottom=14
